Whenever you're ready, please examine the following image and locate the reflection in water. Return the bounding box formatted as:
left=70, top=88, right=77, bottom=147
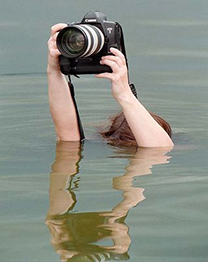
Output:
left=45, top=142, right=172, bottom=262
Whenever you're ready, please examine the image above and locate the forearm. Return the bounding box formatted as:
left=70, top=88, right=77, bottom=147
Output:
left=48, top=69, right=80, bottom=141
left=118, top=91, right=174, bottom=148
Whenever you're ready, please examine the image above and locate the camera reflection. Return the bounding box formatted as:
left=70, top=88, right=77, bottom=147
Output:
left=45, top=141, right=172, bottom=261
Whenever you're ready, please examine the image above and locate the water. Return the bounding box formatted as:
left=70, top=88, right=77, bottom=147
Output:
left=0, top=1, right=208, bottom=261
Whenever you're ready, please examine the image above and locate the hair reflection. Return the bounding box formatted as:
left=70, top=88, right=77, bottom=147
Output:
left=45, top=141, right=172, bottom=261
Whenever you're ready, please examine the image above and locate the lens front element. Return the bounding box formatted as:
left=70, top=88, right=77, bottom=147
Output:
left=61, top=28, right=85, bottom=56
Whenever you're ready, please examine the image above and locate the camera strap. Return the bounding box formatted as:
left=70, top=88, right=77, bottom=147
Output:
left=116, top=23, right=137, bottom=98
left=116, top=22, right=128, bottom=70
left=68, top=76, right=85, bottom=141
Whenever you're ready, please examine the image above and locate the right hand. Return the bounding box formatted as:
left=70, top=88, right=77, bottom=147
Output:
left=47, top=23, right=67, bottom=73
left=95, top=47, right=131, bottom=103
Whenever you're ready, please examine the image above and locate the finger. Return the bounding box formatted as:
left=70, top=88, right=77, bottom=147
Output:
left=48, top=31, right=62, bottom=52
left=110, top=47, right=126, bottom=63
left=50, top=49, right=61, bottom=58
left=51, top=32, right=60, bottom=43
left=47, top=36, right=58, bottom=49
left=48, top=37, right=61, bottom=56
left=100, top=59, right=120, bottom=73
left=95, top=73, right=113, bottom=80
left=50, top=23, right=67, bottom=36
left=101, top=55, right=124, bottom=67
left=48, top=43, right=61, bottom=57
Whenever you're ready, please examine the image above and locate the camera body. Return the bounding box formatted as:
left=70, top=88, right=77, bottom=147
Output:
left=57, top=11, right=126, bottom=75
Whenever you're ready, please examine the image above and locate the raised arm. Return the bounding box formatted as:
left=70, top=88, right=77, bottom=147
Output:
left=47, top=24, right=80, bottom=141
left=96, top=48, right=174, bottom=148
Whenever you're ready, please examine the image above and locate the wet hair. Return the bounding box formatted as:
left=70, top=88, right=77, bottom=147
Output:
left=99, top=111, right=172, bottom=147
left=100, top=84, right=172, bottom=146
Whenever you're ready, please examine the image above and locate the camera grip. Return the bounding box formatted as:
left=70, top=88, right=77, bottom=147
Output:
left=59, top=56, right=112, bottom=75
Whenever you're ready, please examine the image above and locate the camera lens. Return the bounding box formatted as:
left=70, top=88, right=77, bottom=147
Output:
left=57, top=25, right=105, bottom=58
left=61, top=28, right=85, bottom=55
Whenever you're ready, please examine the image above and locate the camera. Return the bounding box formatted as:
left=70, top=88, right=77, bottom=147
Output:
left=56, top=11, right=127, bottom=76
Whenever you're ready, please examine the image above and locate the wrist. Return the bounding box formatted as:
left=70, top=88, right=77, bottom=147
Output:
left=47, top=53, right=61, bottom=74
left=114, top=86, right=137, bottom=106
left=47, top=64, right=62, bottom=76
left=47, top=65, right=67, bottom=88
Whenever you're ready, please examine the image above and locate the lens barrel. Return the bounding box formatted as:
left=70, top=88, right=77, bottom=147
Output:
left=57, top=25, right=105, bottom=59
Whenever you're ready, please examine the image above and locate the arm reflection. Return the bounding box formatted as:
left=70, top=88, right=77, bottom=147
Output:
left=45, top=142, right=172, bottom=261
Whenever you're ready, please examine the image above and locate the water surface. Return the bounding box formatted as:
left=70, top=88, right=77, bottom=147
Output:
left=1, top=0, right=208, bottom=261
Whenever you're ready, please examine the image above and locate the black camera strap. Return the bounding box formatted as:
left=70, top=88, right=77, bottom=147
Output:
left=116, top=23, right=137, bottom=98
left=116, top=22, right=128, bottom=70
left=68, top=76, right=85, bottom=141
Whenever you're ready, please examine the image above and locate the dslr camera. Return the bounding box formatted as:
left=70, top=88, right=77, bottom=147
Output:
left=56, top=11, right=127, bottom=76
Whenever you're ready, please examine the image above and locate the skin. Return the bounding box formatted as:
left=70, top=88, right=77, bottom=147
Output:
left=47, top=23, right=80, bottom=141
left=47, top=24, right=174, bottom=148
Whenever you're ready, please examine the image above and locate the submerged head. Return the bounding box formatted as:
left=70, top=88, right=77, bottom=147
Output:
left=100, top=111, right=172, bottom=147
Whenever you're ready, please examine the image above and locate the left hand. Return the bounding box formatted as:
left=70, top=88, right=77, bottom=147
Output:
left=95, top=47, right=132, bottom=102
left=47, top=23, right=68, bottom=74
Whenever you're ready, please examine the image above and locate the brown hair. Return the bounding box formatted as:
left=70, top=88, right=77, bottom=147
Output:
left=99, top=111, right=172, bottom=147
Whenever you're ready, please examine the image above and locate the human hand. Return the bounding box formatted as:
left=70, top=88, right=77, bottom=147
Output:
left=95, top=47, right=132, bottom=102
left=47, top=23, right=67, bottom=73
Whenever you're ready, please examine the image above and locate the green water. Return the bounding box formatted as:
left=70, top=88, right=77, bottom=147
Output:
left=1, top=1, right=208, bottom=261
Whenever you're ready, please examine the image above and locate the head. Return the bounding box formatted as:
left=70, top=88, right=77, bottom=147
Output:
left=99, top=111, right=172, bottom=147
